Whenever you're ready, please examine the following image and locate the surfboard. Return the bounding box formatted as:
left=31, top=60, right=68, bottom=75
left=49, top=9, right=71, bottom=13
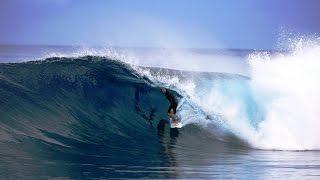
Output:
left=169, top=116, right=182, bottom=128
left=170, top=121, right=182, bottom=128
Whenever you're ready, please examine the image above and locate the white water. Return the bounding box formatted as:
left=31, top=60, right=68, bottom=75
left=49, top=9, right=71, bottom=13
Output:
left=248, top=41, right=320, bottom=150
left=137, top=39, right=320, bottom=151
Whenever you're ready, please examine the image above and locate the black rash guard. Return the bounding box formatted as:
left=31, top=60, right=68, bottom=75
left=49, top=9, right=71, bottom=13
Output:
left=165, top=90, right=177, bottom=114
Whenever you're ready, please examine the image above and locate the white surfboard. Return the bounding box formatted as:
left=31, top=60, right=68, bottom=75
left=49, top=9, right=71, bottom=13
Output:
left=169, top=117, right=182, bottom=128
left=170, top=122, right=182, bottom=128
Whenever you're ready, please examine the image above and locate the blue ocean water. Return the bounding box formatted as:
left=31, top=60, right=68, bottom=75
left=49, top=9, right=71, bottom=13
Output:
left=0, top=45, right=320, bottom=179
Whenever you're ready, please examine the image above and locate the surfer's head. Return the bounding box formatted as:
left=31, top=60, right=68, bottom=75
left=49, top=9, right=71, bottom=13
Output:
left=161, top=87, right=166, bottom=94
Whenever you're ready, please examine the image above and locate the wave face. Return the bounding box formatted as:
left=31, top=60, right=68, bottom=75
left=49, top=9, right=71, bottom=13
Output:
left=0, top=57, right=180, bottom=178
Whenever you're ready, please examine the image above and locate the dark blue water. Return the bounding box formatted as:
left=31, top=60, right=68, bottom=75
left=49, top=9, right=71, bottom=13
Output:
left=0, top=46, right=320, bottom=179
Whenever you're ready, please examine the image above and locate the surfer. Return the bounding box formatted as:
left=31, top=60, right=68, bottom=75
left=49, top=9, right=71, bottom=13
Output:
left=157, top=88, right=180, bottom=138
left=161, top=87, right=179, bottom=125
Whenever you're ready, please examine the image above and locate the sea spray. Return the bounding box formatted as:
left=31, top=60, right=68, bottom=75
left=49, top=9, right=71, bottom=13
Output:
left=249, top=40, right=320, bottom=150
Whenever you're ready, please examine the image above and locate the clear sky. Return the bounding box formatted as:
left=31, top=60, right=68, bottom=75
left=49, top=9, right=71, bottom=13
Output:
left=1, top=0, right=320, bottom=49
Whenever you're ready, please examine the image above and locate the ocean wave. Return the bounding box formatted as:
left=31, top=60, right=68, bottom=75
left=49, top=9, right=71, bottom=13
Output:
left=1, top=45, right=320, bottom=156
